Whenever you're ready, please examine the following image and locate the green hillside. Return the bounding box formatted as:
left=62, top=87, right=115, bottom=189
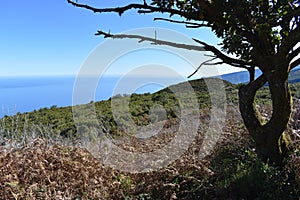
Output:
left=0, top=78, right=237, bottom=140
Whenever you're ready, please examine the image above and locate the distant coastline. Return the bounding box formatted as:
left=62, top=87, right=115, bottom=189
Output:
left=0, top=75, right=185, bottom=117
left=1, top=66, right=299, bottom=117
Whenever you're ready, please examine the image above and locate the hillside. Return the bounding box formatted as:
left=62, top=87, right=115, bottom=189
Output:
left=289, top=68, right=300, bottom=83
left=0, top=78, right=237, bottom=140
left=0, top=78, right=299, bottom=199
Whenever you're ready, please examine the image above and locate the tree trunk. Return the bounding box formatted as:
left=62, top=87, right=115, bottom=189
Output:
left=238, top=70, right=292, bottom=166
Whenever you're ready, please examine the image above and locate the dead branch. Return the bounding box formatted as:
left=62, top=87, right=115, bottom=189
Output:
left=291, top=58, right=300, bottom=70
left=95, top=30, right=252, bottom=75
left=154, top=17, right=211, bottom=28
left=193, top=38, right=254, bottom=68
left=188, top=57, right=218, bottom=78
left=95, top=30, right=206, bottom=52
left=67, top=0, right=189, bottom=18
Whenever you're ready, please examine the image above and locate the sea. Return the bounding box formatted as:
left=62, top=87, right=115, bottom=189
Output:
left=0, top=75, right=184, bottom=117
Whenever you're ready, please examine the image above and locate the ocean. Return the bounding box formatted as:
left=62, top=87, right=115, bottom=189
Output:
left=0, top=75, right=184, bottom=117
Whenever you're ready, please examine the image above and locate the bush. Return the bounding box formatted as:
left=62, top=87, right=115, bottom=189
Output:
left=209, top=142, right=300, bottom=200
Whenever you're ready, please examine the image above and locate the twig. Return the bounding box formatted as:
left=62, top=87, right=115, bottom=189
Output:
left=188, top=57, right=218, bottom=78
left=154, top=17, right=210, bottom=28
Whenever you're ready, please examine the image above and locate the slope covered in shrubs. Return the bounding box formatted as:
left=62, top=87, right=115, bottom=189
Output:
left=0, top=78, right=299, bottom=199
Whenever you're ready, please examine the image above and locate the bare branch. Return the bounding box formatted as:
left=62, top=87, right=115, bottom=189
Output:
left=192, top=38, right=254, bottom=68
left=188, top=57, right=218, bottom=78
left=67, top=0, right=188, bottom=18
left=67, top=0, right=260, bottom=52
left=95, top=29, right=253, bottom=74
left=288, top=45, right=300, bottom=62
left=291, top=58, right=300, bottom=70
left=204, top=61, right=225, bottom=66
left=203, top=54, right=217, bottom=58
left=95, top=30, right=206, bottom=52
left=95, top=30, right=113, bottom=38
left=154, top=17, right=211, bottom=28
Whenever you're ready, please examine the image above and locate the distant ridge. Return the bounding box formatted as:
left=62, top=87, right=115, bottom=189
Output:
left=220, top=69, right=261, bottom=84
left=288, top=68, right=300, bottom=83
left=219, top=66, right=300, bottom=84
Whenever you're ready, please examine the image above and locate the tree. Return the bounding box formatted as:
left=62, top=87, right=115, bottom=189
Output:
left=68, top=0, right=300, bottom=166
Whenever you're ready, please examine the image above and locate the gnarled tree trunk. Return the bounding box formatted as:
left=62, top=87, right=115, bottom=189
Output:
left=239, top=68, right=292, bottom=166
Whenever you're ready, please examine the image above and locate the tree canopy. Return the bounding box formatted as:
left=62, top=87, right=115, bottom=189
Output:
left=68, top=0, right=300, bottom=75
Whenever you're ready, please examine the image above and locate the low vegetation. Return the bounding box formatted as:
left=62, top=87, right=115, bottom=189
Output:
left=0, top=78, right=237, bottom=139
left=0, top=78, right=299, bottom=199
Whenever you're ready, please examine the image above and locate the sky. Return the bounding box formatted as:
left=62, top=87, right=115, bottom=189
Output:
left=0, top=0, right=242, bottom=77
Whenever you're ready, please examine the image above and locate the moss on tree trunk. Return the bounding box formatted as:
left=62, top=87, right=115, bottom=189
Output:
left=238, top=70, right=292, bottom=166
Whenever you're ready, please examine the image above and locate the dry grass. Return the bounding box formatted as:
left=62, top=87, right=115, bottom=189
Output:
left=0, top=140, right=118, bottom=199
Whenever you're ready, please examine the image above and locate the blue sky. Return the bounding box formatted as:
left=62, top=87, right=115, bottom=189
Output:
left=0, top=0, right=240, bottom=77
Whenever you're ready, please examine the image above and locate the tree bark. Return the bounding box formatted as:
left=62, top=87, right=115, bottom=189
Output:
left=238, top=70, right=292, bottom=166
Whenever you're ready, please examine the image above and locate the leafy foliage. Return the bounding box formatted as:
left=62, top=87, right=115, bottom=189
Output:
left=149, top=0, right=299, bottom=62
